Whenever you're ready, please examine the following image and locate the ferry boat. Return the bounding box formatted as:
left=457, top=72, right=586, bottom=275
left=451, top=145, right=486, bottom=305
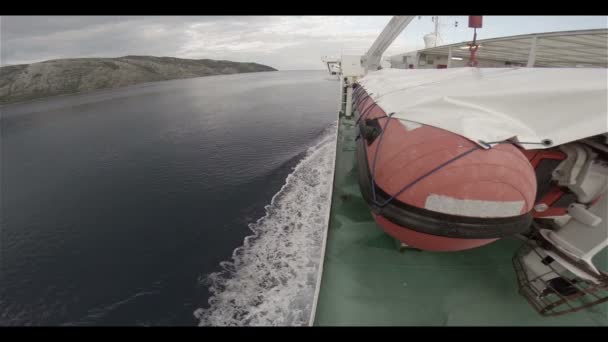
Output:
left=311, top=16, right=608, bottom=325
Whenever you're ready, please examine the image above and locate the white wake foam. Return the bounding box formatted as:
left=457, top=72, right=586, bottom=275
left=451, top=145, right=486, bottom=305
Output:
left=194, top=123, right=337, bottom=326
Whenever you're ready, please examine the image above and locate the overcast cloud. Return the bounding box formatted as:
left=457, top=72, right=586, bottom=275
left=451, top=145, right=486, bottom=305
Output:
left=2, top=16, right=606, bottom=70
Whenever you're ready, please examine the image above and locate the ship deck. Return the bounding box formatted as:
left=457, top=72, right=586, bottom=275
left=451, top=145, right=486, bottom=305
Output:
left=312, top=113, right=608, bottom=326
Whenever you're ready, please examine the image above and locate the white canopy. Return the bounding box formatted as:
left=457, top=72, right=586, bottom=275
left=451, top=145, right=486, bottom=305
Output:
left=357, top=67, right=608, bottom=149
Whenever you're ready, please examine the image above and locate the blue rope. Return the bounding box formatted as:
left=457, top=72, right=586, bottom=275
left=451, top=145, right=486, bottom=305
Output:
left=356, top=101, right=379, bottom=125
left=365, top=115, right=482, bottom=209
left=353, top=85, right=365, bottom=99
left=370, top=113, right=395, bottom=203
left=485, top=140, right=549, bottom=146
left=478, top=139, right=551, bottom=149
left=353, top=92, right=372, bottom=118
left=352, top=86, right=363, bottom=105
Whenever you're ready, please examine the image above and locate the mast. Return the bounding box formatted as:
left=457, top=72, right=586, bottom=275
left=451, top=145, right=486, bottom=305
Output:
left=433, top=16, right=439, bottom=47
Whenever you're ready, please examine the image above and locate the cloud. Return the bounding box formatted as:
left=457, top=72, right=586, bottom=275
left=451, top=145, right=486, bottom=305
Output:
left=2, top=16, right=196, bottom=65
left=2, top=16, right=606, bottom=70
left=1, top=16, right=402, bottom=69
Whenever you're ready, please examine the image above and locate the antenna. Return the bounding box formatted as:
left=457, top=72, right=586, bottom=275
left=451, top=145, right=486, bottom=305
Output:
left=433, top=16, right=439, bottom=40
left=429, top=16, right=442, bottom=47
left=432, top=16, right=461, bottom=47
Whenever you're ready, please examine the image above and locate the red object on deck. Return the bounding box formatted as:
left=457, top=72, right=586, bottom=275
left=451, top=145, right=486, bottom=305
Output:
left=373, top=214, right=498, bottom=252
left=354, top=88, right=537, bottom=252
left=521, top=149, right=566, bottom=168
left=468, top=16, right=483, bottom=28
left=521, top=148, right=571, bottom=218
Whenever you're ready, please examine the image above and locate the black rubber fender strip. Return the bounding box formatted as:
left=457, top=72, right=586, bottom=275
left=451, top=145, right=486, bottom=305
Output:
left=355, top=128, right=533, bottom=239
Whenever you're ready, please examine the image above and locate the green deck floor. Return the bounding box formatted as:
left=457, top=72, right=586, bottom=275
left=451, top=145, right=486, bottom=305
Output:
left=313, top=114, right=608, bottom=326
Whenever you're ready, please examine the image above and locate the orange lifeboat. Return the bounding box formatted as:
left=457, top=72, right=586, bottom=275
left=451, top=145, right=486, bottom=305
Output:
left=354, top=85, right=538, bottom=251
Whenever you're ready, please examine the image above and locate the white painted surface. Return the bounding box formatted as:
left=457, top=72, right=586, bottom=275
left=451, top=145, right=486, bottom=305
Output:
left=345, top=86, right=353, bottom=117
left=424, top=194, right=524, bottom=217
left=358, top=68, right=608, bottom=149
left=341, top=55, right=364, bottom=77
left=541, top=193, right=608, bottom=279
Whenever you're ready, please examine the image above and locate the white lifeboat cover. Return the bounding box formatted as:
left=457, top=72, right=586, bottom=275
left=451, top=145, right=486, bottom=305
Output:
left=357, top=67, right=608, bottom=149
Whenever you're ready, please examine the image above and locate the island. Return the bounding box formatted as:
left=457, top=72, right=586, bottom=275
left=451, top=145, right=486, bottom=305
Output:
left=0, top=56, right=277, bottom=104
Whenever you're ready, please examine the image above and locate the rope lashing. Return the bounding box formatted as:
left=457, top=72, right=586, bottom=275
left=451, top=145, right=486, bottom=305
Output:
left=356, top=101, right=379, bottom=125
left=478, top=139, right=553, bottom=149
left=362, top=113, right=482, bottom=209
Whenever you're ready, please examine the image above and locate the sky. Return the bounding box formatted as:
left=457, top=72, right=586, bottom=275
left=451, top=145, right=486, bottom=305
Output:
left=1, top=16, right=606, bottom=70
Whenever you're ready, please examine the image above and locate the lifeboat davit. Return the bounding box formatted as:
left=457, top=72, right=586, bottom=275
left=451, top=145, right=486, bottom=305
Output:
left=353, top=86, right=537, bottom=252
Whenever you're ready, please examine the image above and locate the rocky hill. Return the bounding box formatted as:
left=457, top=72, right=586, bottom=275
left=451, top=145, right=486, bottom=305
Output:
left=0, top=56, right=277, bottom=104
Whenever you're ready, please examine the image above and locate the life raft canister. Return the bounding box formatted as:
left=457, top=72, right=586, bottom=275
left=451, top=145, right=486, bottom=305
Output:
left=354, top=86, right=537, bottom=252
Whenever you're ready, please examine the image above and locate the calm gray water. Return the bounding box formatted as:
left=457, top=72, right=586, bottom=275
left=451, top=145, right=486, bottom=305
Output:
left=0, top=70, right=339, bottom=326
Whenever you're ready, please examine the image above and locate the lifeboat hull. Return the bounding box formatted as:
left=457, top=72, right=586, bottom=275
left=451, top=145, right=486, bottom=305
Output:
left=354, top=86, right=537, bottom=252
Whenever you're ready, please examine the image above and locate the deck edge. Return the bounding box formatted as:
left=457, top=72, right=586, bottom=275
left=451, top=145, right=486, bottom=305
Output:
left=308, top=114, right=340, bottom=326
